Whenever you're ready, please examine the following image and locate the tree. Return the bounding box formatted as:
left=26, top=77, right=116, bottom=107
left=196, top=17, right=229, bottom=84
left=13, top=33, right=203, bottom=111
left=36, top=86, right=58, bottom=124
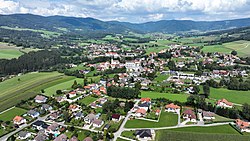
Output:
left=113, top=74, right=119, bottom=83
left=231, top=50, right=237, bottom=56
left=203, top=84, right=210, bottom=98
left=56, top=90, right=62, bottom=95
left=193, top=85, right=200, bottom=95
left=71, top=80, right=78, bottom=89
left=63, top=111, right=70, bottom=122
left=41, top=89, right=45, bottom=93
left=242, top=103, right=250, bottom=120
left=135, top=81, right=142, bottom=90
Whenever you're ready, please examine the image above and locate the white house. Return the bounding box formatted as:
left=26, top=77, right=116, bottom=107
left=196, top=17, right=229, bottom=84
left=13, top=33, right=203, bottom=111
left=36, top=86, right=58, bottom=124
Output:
left=217, top=99, right=233, bottom=108
left=235, top=119, right=250, bottom=133
left=165, top=103, right=180, bottom=113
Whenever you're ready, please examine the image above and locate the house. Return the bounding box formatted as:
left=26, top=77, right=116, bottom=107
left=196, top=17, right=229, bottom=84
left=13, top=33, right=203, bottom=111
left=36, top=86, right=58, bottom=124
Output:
left=217, top=99, right=233, bottom=108
left=83, top=137, right=93, bottom=141
left=99, top=86, right=107, bottom=94
left=202, top=111, right=215, bottom=120
left=35, top=95, right=47, bottom=103
left=27, top=109, right=40, bottom=118
left=41, top=104, right=52, bottom=111
left=140, top=98, right=151, bottom=103
left=18, top=131, right=31, bottom=140
left=104, top=124, right=110, bottom=130
left=13, top=116, right=26, bottom=125
left=155, top=109, right=161, bottom=116
left=135, top=129, right=152, bottom=140
left=135, top=108, right=147, bottom=117
left=165, top=103, right=180, bottom=113
left=235, top=119, right=250, bottom=132
left=49, top=112, right=60, bottom=120
left=74, top=112, right=84, bottom=120
left=93, top=119, right=104, bottom=128
left=68, top=91, right=77, bottom=98
left=138, top=102, right=150, bottom=111
left=34, top=130, right=47, bottom=141
left=33, top=120, right=49, bottom=130
left=54, top=134, right=67, bottom=141
left=112, top=114, right=121, bottom=122
left=69, top=136, right=78, bottom=141
left=84, top=113, right=96, bottom=124
left=46, top=123, right=60, bottom=135
left=97, top=98, right=108, bottom=105
left=183, top=109, right=197, bottom=122
left=69, top=104, right=81, bottom=112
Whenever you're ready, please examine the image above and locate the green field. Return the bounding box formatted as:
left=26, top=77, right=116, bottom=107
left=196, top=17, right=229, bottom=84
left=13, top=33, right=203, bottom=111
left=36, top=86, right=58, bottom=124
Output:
left=156, top=125, right=249, bottom=141
left=78, top=96, right=98, bottom=105
left=44, top=78, right=83, bottom=96
left=210, top=88, right=250, bottom=104
left=0, top=72, right=67, bottom=112
left=202, top=40, right=250, bottom=57
left=125, top=112, right=178, bottom=128
left=141, top=91, right=188, bottom=102
left=0, top=107, right=27, bottom=121
left=0, top=26, right=61, bottom=38
left=0, top=49, right=23, bottom=59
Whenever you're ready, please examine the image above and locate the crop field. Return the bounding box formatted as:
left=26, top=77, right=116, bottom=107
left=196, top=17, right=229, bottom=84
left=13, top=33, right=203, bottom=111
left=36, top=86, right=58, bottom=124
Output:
left=125, top=112, right=178, bottom=128
left=209, top=88, right=250, bottom=104
left=202, top=40, right=250, bottom=57
left=0, top=72, right=66, bottom=112
left=141, top=91, right=188, bottom=102
left=0, top=107, right=27, bottom=121
left=156, top=125, right=249, bottom=141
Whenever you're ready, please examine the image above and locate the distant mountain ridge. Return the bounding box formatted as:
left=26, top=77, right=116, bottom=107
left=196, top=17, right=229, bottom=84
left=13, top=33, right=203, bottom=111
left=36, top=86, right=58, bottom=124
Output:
left=1, top=14, right=250, bottom=33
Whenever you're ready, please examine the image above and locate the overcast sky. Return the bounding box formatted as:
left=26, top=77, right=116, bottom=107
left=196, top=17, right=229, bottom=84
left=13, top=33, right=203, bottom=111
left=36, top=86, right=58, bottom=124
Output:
left=1, top=0, right=250, bottom=23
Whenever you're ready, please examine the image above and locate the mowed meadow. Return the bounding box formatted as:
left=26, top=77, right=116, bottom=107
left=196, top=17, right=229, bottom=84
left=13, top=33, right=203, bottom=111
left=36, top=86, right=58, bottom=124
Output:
left=202, top=40, right=250, bottom=57
left=0, top=42, right=41, bottom=59
left=0, top=72, right=69, bottom=112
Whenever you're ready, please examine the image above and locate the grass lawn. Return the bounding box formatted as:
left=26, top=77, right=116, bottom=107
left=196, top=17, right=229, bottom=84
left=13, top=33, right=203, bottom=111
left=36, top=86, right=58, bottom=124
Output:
left=156, top=125, right=249, bottom=141
left=121, top=131, right=136, bottom=140
left=125, top=112, right=178, bottom=128
left=212, top=114, right=234, bottom=123
left=44, top=77, right=83, bottom=96
left=65, top=129, right=97, bottom=140
left=0, top=72, right=65, bottom=112
left=154, top=74, right=169, bottom=82
left=0, top=107, right=27, bottom=121
left=117, top=137, right=128, bottom=141
left=141, top=91, right=188, bottom=102
left=169, top=125, right=239, bottom=134
left=209, top=88, right=250, bottom=104
left=78, top=96, right=98, bottom=105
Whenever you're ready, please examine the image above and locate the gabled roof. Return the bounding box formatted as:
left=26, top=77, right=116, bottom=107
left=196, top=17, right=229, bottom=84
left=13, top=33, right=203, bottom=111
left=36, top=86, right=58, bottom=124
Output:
left=136, top=108, right=147, bottom=114
left=236, top=119, right=250, bottom=129
left=112, top=114, right=120, bottom=119
left=54, top=134, right=67, bottom=141
left=83, top=137, right=93, bottom=141
left=165, top=103, right=180, bottom=109
left=13, top=116, right=23, bottom=122
left=135, top=129, right=152, bottom=138
left=217, top=98, right=233, bottom=106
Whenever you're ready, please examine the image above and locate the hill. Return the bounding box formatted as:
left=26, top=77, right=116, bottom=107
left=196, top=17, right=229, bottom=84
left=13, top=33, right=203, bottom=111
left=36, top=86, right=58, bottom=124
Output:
left=1, top=14, right=250, bottom=34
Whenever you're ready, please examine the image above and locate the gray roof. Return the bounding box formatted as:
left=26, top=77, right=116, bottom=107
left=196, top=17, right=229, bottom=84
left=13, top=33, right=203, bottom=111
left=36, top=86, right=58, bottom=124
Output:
left=18, top=131, right=28, bottom=137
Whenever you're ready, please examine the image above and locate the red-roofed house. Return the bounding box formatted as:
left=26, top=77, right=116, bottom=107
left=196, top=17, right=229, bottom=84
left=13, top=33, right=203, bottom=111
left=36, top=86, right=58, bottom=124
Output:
left=13, top=116, right=26, bottom=125
left=112, top=114, right=121, bottom=122
left=68, top=91, right=77, bottom=98
left=100, top=87, right=106, bottom=94
left=68, top=104, right=80, bottom=112
left=135, top=108, right=147, bottom=117
left=165, top=103, right=180, bottom=113
left=235, top=119, right=250, bottom=132
left=183, top=109, right=197, bottom=122
left=217, top=98, right=233, bottom=108
left=140, top=98, right=151, bottom=103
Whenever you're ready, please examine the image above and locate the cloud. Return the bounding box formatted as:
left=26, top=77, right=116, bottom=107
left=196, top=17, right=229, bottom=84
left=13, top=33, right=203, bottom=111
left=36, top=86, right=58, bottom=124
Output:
left=0, top=0, right=249, bottom=22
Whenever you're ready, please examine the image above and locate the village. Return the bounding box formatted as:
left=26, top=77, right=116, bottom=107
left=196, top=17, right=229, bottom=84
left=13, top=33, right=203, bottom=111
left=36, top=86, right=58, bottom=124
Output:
left=0, top=42, right=250, bottom=141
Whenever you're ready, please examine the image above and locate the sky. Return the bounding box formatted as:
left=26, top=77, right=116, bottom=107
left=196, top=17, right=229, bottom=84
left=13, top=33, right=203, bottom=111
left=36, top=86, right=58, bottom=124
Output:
left=0, top=0, right=250, bottom=23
